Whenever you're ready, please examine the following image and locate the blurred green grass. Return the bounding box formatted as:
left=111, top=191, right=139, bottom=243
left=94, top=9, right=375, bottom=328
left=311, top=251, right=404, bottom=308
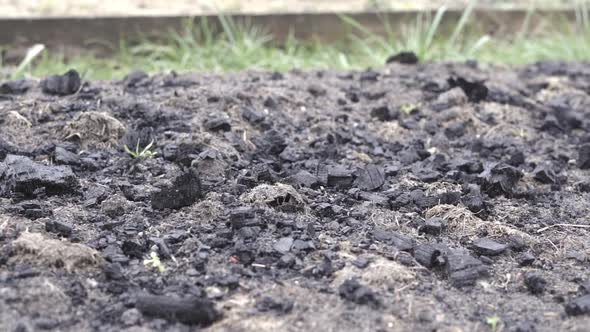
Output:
left=2, top=3, right=590, bottom=80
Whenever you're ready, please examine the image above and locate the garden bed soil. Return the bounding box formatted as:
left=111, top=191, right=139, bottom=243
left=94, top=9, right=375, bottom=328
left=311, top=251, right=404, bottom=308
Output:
left=1, top=59, right=590, bottom=331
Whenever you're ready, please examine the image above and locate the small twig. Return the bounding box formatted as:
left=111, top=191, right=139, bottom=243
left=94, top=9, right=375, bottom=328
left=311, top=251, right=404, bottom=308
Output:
left=536, top=224, right=590, bottom=233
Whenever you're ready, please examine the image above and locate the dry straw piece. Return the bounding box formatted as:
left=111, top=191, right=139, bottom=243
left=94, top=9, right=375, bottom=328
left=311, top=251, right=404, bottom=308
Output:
left=64, top=111, right=125, bottom=148
left=13, top=232, right=102, bottom=272
left=425, top=204, right=537, bottom=243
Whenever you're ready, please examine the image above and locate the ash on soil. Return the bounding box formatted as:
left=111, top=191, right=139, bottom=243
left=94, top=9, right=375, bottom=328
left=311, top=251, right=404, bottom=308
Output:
left=1, top=61, right=590, bottom=331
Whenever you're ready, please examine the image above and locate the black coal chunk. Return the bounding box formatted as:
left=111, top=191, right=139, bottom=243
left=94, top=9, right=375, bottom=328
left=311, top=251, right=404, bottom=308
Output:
left=54, top=146, right=81, bottom=166
left=478, top=162, right=523, bottom=197
left=124, top=70, right=149, bottom=87
left=533, top=164, right=557, bottom=184
left=326, top=165, right=355, bottom=189
left=372, top=230, right=414, bottom=251
left=462, top=185, right=486, bottom=213
left=524, top=272, right=547, bottom=295
left=338, top=278, right=381, bottom=307
left=354, top=165, right=384, bottom=191
left=517, top=252, right=535, bottom=266
left=445, top=250, right=487, bottom=287
left=578, top=144, right=590, bottom=169
left=287, top=170, right=320, bottom=189
left=0, top=79, right=32, bottom=94
left=229, top=207, right=260, bottom=229
left=454, top=158, right=483, bottom=174
left=447, top=77, right=488, bottom=103
left=40, top=69, right=81, bottom=96
left=203, top=115, right=231, bottom=132
left=370, top=106, right=399, bottom=121
left=241, top=106, right=265, bottom=124
left=151, top=169, right=201, bottom=210
left=414, top=244, right=444, bottom=268
left=135, top=293, right=221, bottom=326
left=1, top=154, right=78, bottom=197
left=565, top=295, right=590, bottom=316
left=45, top=220, right=73, bottom=237
left=0, top=137, right=17, bottom=161
left=420, top=218, right=443, bottom=235
left=472, top=238, right=507, bottom=256
left=264, top=129, right=287, bottom=155
left=386, top=51, right=419, bottom=65
left=273, top=237, right=294, bottom=254
left=256, top=296, right=294, bottom=313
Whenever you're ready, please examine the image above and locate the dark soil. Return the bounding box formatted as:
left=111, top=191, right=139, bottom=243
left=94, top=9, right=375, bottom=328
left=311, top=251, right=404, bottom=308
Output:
left=1, top=61, right=590, bottom=332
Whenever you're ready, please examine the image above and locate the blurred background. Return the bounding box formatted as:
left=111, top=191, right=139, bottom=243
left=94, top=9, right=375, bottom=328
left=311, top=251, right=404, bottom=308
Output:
left=0, top=0, right=587, bottom=79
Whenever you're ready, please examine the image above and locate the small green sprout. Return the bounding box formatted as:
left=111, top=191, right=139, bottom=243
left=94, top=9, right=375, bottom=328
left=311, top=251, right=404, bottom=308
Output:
left=143, top=251, right=165, bottom=273
left=124, top=139, right=157, bottom=159
left=485, top=315, right=500, bottom=332
left=400, top=102, right=422, bottom=114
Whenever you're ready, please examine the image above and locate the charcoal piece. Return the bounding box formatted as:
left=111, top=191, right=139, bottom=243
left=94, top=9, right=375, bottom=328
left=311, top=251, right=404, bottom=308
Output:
left=0, top=79, right=31, bottom=94
left=326, top=166, right=355, bottom=188
left=135, top=294, right=221, bottom=325
left=308, top=85, right=326, bottom=97
left=264, top=129, right=287, bottom=155
left=578, top=144, right=590, bottom=169
left=229, top=207, right=258, bottom=229
left=565, top=295, right=590, bottom=316
left=454, top=158, right=483, bottom=174
left=524, top=272, right=547, bottom=295
left=273, top=237, right=294, bottom=254
left=241, top=106, right=265, bottom=124
left=54, top=147, right=80, bottom=166
left=124, top=70, right=148, bottom=87
left=462, top=185, right=486, bottom=213
left=372, top=230, right=414, bottom=251
left=40, top=69, right=81, bottom=95
left=533, top=164, right=557, bottom=184
left=420, top=218, right=443, bottom=235
left=370, top=106, right=399, bottom=121
left=351, top=256, right=371, bottom=269
left=287, top=170, right=320, bottom=189
left=203, top=115, right=231, bottom=132
left=256, top=296, right=294, bottom=313
left=279, top=146, right=301, bottom=162
left=151, top=169, right=201, bottom=210
left=386, top=51, right=418, bottom=65
left=478, top=162, right=523, bottom=197
left=1, top=154, right=78, bottom=197
left=359, top=69, right=379, bottom=82
left=278, top=253, right=296, bottom=268
left=122, top=240, right=146, bottom=259
left=414, top=244, right=443, bottom=268
left=357, top=192, right=389, bottom=206
left=45, top=220, right=73, bottom=237
left=472, top=238, right=507, bottom=256
left=517, top=252, right=536, bottom=266
left=354, top=165, right=384, bottom=191
left=447, top=77, right=488, bottom=103
left=445, top=122, right=466, bottom=139
left=445, top=250, right=487, bottom=287
left=338, top=278, right=381, bottom=307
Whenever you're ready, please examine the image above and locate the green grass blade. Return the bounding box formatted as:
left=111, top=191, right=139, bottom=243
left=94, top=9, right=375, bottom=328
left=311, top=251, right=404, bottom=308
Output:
left=448, top=0, right=477, bottom=47
left=424, top=6, right=447, bottom=52
left=12, top=44, right=45, bottom=79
